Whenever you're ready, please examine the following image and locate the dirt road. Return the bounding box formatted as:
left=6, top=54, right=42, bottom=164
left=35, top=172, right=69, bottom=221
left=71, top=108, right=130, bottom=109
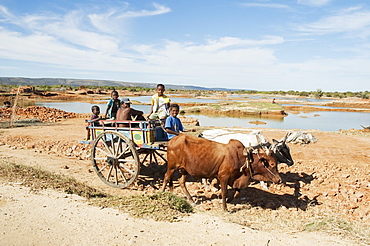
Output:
left=1, top=118, right=369, bottom=245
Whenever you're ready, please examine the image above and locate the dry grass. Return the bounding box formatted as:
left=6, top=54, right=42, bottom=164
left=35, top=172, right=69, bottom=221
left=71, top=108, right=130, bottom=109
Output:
left=0, top=160, right=106, bottom=198
left=0, top=160, right=193, bottom=222
left=91, top=192, right=193, bottom=222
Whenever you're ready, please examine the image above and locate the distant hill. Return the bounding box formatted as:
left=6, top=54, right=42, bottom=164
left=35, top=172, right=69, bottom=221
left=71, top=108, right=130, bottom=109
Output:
left=0, top=77, right=240, bottom=91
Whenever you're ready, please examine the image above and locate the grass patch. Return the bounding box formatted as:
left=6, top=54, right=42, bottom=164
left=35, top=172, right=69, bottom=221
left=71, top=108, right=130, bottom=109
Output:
left=304, top=218, right=353, bottom=233
left=0, top=161, right=106, bottom=198
left=0, top=160, right=193, bottom=222
left=243, top=102, right=283, bottom=110
left=183, top=101, right=284, bottom=116
left=186, top=107, right=201, bottom=113
left=91, top=192, right=193, bottom=222
left=211, top=104, right=221, bottom=109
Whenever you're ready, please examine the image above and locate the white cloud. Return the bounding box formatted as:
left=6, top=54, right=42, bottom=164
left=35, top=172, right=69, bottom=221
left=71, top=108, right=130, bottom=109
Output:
left=0, top=3, right=171, bottom=54
left=89, top=3, right=170, bottom=35
left=0, top=6, right=29, bottom=29
left=194, top=36, right=284, bottom=52
left=297, top=0, right=332, bottom=7
left=295, top=9, right=370, bottom=37
left=240, top=3, right=291, bottom=9
left=116, top=3, right=171, bottom=18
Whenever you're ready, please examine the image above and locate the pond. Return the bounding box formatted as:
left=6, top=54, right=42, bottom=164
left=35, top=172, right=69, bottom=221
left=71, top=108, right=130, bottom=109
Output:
left=32, top=101, right=370, bottom=132
left=187, top=111, right=369, bottom=132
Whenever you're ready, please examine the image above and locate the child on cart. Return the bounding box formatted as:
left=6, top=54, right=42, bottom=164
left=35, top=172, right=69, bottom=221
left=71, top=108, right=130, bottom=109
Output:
left=164, top=104, right=195, bottom=140
left=86, top=105, right=103, bottom=140
left=105, top=90, right=120, bottom=119
left=148, top=84, right=171, bottom=120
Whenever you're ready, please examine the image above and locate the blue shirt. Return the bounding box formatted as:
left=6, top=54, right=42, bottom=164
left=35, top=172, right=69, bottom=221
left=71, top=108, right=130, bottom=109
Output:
left=165, top=116, right=184, bottom=139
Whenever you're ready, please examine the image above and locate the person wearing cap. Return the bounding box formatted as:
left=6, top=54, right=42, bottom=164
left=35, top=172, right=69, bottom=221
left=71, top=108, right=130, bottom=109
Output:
left=116, top=97, right=145, bottom=127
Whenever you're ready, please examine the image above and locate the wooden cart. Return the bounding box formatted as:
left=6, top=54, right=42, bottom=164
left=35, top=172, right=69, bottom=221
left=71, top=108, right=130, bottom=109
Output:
left=83, top=119, right=168, bottom=188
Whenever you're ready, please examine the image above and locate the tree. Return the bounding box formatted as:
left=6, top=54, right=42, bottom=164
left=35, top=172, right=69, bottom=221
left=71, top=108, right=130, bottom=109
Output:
left=314, top=89, right=323, bottom=99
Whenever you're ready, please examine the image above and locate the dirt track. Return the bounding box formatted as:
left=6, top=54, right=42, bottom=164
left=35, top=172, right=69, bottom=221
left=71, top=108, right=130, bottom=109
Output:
left=1, top=113, right=370, bottom=245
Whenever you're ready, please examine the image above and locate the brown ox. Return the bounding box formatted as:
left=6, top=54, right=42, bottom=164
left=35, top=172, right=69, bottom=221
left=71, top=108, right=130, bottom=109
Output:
left=160, top=134, right=282, bottom=211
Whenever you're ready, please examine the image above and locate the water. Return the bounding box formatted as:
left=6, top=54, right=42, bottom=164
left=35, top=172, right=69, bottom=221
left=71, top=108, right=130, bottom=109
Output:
left=128, top=95, right=332, bottom=104
left=281, top=104, right=348, bottom=109
left=187, top=111, right=370, bottom=131
left=33, top=100, right=369, bottom=132
left=35, top=101, right=151, bottom=114
left=129, top=96, right=222, bottom=104
left=227, top=94, right=334, bottom=102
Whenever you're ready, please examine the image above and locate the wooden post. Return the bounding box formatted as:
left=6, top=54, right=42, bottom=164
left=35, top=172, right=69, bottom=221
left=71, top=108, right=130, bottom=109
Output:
left=10, top=86, right=20, bottom=128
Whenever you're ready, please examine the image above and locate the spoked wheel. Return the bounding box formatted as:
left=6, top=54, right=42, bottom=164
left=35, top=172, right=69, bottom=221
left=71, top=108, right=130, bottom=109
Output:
left=138, top=148, right=167, bottom=167
left=91, top=131, right=140, bottom=188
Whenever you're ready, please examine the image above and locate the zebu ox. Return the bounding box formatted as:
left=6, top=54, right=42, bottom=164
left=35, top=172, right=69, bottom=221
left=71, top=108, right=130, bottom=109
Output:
left=160, top=134, right=282, bottom=211
left=200, top=129, right=294, bottom=190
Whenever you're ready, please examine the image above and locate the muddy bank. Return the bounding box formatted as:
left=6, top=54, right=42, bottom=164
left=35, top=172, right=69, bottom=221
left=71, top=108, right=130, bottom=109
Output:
left=283, top=105, right=370, bottom=113
left=182, top=102, right=286, bottom=118
left=323, top=100, right=370, bottom=109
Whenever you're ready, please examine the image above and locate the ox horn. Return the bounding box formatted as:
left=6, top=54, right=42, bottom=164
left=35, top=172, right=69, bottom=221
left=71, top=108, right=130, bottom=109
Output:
left=282, top=132, right=291, bottom=143
left=256, top=134, right=262, bottom=145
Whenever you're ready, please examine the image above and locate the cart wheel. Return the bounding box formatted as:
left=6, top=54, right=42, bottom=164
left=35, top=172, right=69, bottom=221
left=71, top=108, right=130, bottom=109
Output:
left=91, top=131, right=140, bottom=188
left=138, top=148, right=167, bottom=167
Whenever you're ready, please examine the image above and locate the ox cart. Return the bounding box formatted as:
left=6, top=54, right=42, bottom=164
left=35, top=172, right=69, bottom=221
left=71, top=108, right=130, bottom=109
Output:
left=82, top=119, right=168, bottom=188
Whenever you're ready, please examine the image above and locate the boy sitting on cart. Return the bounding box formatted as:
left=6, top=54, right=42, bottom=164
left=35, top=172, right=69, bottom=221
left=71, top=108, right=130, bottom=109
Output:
left=86, top=105, right=103, bottom=140
left=164, top=104, right=195, bottom=139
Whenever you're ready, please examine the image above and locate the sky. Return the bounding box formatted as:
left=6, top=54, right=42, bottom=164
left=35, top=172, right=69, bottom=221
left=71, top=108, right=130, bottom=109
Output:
left=0, top=0, right=369, bottom=92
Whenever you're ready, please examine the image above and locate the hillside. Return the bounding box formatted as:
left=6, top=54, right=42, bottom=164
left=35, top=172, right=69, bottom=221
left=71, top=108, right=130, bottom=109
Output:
left=0, top=77, right=238, bottom=91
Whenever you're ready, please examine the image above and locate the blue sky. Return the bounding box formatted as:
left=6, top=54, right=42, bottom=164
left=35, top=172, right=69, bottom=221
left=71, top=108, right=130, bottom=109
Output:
left=0, top=0, right=369, bottom=91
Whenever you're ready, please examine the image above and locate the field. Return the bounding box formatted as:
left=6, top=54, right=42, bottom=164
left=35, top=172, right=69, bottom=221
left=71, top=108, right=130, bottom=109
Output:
left=0, top=92, right=370, bottom=245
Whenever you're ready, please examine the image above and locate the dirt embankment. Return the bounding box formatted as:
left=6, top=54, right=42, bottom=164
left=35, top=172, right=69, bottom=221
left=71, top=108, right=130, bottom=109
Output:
left=324, top=100, right=370, bottom=109
left=0, top=106, right=86, bottom=123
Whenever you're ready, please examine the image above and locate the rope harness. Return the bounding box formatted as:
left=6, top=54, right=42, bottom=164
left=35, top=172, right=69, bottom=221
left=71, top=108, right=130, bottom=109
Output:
left=240, top=146, right=277, bottom=178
